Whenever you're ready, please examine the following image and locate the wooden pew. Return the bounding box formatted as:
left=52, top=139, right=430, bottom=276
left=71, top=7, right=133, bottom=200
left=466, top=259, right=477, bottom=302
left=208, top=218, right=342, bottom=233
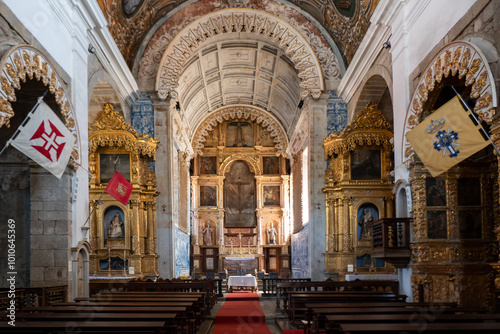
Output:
left=0, top=320, right=167, bottom=333
left=334, top=322, right=500, bottom=333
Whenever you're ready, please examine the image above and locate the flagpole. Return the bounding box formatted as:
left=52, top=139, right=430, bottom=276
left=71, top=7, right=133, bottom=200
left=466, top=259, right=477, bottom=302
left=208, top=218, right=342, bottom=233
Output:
left=83, top=190, right=105, bottom=227
left=0, top=90, right=49, bottom=156
left=451, top=86, right=500, bottom=157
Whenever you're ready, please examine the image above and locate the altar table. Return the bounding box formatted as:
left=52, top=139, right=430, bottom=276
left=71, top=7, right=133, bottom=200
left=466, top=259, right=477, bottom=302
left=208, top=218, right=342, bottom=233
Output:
left=227, top=275, right=257, bottom=292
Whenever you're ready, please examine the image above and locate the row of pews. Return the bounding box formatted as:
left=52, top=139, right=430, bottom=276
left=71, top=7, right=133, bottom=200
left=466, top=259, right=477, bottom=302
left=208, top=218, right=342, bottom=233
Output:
left=0, top=279, right=216, bottom=333
left=277, top=279, right=500, bottom=333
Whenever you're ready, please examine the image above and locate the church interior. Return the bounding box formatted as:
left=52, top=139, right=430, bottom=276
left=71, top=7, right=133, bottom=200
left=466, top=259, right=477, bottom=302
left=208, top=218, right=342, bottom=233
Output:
left=1, top=0, right=500, bottom=333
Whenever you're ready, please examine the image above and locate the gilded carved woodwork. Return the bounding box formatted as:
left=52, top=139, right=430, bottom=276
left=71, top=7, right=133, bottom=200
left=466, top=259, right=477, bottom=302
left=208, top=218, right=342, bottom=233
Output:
left=403, top=41, right=498, bottom=165
left=0, top=45, right=81, bottom=166
left=155, top=8, right=325, bottom=100
left=323, top=102, right=394, bottom=278
left=88, top=104, right=159, bottom=278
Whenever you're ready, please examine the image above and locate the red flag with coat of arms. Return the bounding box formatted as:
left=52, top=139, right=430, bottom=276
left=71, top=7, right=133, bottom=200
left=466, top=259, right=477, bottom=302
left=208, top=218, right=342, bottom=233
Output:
left=11, top=100, right=75, bottom=178
left=105, top=171, right=133, bottom=205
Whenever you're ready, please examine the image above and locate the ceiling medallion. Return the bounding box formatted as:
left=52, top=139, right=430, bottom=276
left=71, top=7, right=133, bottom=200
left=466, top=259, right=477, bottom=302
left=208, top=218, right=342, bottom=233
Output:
left=155, top=8, right=324, bottom=100
left=402, top=41, right=498, bottom=164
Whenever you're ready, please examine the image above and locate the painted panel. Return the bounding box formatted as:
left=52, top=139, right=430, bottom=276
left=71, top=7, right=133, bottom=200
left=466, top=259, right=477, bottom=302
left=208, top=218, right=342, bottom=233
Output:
left=131, top=93, right=155, bottom=137
left=224, top=161, right=256, bottom=227
left=291, top=224, right=310, bottom=278
left=175, top=228, right=190, bottom=278
left=327, top=91, right=347, bottom=135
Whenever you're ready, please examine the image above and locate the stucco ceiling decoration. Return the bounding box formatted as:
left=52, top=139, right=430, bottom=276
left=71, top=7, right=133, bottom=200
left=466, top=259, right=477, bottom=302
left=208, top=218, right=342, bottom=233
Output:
left=192, top=105, right=288, bottom=157
left=155, top=8, right=324, bottom=100
left=0, top=45, right=81, bottom=166
left=402, top=41, right=498, bottom=163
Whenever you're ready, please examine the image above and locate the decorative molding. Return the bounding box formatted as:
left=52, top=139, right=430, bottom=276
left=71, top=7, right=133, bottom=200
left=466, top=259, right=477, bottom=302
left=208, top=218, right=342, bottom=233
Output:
left=192, top=105, right=288, bottom=157
left=323, top=101, right=393, bottom=158
left=0, top=44, right=82, bottom=167
left=402, top=41, right=498, bottom=164
left=155, top=8, right=324, bottom=100
left=89, top=103, right=159, bottom=159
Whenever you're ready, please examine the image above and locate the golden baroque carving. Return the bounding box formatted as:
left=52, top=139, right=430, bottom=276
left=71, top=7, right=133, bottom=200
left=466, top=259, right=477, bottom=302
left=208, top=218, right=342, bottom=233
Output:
left=89, top=104, right=159, bottom=159
left=403, top=41, right=497, bottom=163
left=192, top=105, right=288, bottom=157
left=323, top=101, right=393, bottom=158
left=155, top=9, right=324, bottom=100
left=0, top=45, right=81, bottom=166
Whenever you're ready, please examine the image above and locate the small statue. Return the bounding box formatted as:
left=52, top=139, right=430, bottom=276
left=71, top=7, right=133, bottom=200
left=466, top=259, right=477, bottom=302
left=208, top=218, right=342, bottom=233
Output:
left=268, top=222, right=277, bottom=245
left=108, top=213, right=124, bottom=238
left=202, top=221, right=213, bottom=245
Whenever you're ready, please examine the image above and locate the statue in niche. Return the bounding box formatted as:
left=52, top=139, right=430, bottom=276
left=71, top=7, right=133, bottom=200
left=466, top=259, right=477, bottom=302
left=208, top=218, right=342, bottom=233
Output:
left=108, top=213, right=124, bottom=238
left=267, top=222, right=277, bottom=244
left=202, top=221, right=214, bottom=245
left=358, top=207, right=374, bottom=239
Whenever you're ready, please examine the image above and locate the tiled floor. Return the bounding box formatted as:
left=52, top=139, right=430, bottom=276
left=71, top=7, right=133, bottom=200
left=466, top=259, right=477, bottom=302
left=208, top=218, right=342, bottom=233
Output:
left=199, top=292, right=292, bottom=334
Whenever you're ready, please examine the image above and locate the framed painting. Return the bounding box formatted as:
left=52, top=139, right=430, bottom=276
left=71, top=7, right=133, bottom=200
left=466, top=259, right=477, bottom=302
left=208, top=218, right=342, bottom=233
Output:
left=200, top=156, right=217, bottom=175
left=100, top=153, right=130, bottom=183
left=226, top=122, right=253, bottom=147
left=426, top=177, right=446, bottom=207
left=350, top=149, right=381, bottom=180
left=224, top=161, right=256, bottom=227
left=427, top=210, right=447, bottom=239
left=459, top=210, right=482, bottom=239
left=263, top=186, right=280, bottom=206
left=200, top=186, right=217, bottom=206
left=263, top=156, right=280, bottom=174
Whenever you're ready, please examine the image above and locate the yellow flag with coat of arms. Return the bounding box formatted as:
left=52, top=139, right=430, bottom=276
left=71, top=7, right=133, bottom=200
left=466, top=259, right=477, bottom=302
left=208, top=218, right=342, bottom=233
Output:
left=406, top=96, right=490, bottom=177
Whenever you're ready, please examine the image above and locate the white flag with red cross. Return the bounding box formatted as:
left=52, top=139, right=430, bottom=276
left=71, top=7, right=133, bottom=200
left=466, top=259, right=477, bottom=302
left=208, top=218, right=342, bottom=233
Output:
left=11, top=100, right=75, bottom=178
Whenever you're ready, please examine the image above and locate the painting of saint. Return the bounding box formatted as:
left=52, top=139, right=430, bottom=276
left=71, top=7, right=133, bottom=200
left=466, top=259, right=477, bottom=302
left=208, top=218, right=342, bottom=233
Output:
left=357, top=203, right=379, bottom=240
left=200, top=186, right=217, bottom=206
left=427, top=210, right=447, bottom=239
left=426, top=177, right=446, bottom=206
left=226, top=122, right=253, bottom=147
left=263, top=186, right=280, bottom=206
left=104, top=206, right=125, bottom=239
left=263, top=156, right=280, bottom=174
left=200, top=156, right=217, bottom=175
left=350, top=149, right=381, bottom=180
left=100, top=154, right=130, bottom=183
left=224, top=161, right=256, bottom=227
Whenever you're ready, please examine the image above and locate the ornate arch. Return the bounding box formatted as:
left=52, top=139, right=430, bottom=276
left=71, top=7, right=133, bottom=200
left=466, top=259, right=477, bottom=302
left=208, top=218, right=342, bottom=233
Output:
left=192, top=105, right=288, bottom=157
left=402, top=41, right=498, bottom=163
left=219, top=154, right=261, bottom=176
left=155, top=8, right=325, bottom=100
left=0, top=45, right=81, bottom=166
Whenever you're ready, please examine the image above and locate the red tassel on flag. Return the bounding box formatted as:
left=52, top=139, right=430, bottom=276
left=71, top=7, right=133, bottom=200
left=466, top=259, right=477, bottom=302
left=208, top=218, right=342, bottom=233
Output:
left=105, top=172, right=133, bottom=205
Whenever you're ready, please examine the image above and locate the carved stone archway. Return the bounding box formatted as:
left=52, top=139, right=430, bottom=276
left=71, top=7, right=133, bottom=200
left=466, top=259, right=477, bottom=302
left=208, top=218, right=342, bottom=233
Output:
left=0, top=45, right=82, bottom=166
left=192, top=105, right=288, bottom=157
left=402, top=40, right=497, bottom=164
left=155, top=8, right=325, bottom=100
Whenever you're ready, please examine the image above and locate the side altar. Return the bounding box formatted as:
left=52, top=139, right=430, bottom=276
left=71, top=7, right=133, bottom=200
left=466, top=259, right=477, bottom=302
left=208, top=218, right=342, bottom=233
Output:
left=88, top=104, right=159, bottom=278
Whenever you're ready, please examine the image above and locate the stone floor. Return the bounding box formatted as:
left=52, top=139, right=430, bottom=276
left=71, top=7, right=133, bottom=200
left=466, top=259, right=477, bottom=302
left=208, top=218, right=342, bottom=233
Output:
left=198, top=292, right=295, bottom=334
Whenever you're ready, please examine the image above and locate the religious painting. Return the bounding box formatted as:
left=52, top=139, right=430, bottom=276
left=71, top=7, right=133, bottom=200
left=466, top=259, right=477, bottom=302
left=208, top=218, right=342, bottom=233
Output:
left=457, top=177, right=481, bottom=206
left=121, top=0, right=144, bottom=18
left=426, top=177, right=446, bottom=206
left=226, top=122, right=253, bottom=147
left=200, top=156, right=217, bottom=175
left=356, top=254, right=372, bottom=268
left=427, top=210, right=447, bottom=239
left=178, top=154, right=189, bottom=233
left=263, top=186, right=280, bottom=206
left=350, top=149, right=381, bottom=180
left=99, top=257, right=128, bottom=270
left=357, top=203, right=378, bottom=240
left=332, top=0, right=356, bottom=17
left=224, top=161, right=256, bottom=228
left=200, top=186, right=217, bottom=206
left=263, top=156, right=280, bottom=174
left=459, top=210, right=482, bottom=239
left=104, top=206, right=125, bottom=239
left=100, top=153, right=130, bottom=183
left=259, top=126, right=275, bottom=147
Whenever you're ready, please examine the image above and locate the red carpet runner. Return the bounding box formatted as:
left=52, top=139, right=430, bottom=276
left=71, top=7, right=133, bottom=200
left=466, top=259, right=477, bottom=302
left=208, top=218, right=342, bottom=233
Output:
left=212, top=291, right=272, bottom=334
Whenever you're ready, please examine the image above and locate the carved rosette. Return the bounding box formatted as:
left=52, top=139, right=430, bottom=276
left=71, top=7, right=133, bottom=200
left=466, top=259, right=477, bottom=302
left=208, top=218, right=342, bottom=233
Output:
left=192, top=105, right=288, bottom=157
left=403, top=41, right=498, bottom=164
left=155, top=8, right=324, bottom=100
left=89, top=104, right=159, bottom=159
left=0, top=45, right=81, bottom=166
left=323, top=101, right=393, bottom=158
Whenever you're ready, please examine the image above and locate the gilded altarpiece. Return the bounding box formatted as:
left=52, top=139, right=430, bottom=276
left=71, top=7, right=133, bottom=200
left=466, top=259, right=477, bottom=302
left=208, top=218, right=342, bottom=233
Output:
left=88, top=104, right=159, bottom=277
left=191, top=107, right=290, bottom=276
left=323, top=102, right=395, bottom=279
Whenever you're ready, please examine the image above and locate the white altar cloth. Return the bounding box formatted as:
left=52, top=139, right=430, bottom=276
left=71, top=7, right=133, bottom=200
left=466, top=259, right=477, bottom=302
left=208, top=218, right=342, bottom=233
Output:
left=227, top=275, right=257, bottom=291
